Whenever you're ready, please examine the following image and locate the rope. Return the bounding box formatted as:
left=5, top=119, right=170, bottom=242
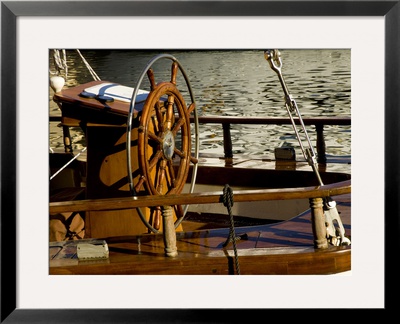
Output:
left=63, top=212, right=85, bottom=240
left=76, top=49, right=101, bottom=81
left=222, top=184, right=241, bottom=275
left=50, top=49, right=100, bottom=81
left=50, top=49, right=68, bottom=79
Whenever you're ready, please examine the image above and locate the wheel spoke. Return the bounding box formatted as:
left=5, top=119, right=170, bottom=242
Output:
left=165, top=95, right=175, bottom=131
left=134, top=176, right=146, bottom=193
left=187, top=102, right=196, bottom=114
left=147, top=68, right=156, bottom=90
left=152, top=206, right=161, bottom=230
left=148, top=150, right=163, bottom=172
left=173, top=147, right=186, bottom=160
left=190, top=155, right=199, bottom=164
left=171, top=116, right=186, bottom=136
left=156, top=159, right=168, bottom=194
left=153, top=104, right=165, bottom=133
left=167, top=159, right=177, bottom=189
left=147, top=130, right=163, bottom=144
left=171, top=61, right=178, bottom=85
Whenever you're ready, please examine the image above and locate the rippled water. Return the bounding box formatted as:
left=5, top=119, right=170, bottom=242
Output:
left=49, top=49, right=350, bottom=158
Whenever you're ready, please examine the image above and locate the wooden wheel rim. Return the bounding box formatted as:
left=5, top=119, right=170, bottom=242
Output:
left=137, top=82, right=191, bottom=196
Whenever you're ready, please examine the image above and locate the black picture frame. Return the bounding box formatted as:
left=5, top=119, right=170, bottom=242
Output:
left=1, top=0, right=396, bottom=322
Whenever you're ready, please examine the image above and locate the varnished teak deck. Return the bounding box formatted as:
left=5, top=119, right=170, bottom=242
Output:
left=50, top=194, right=350, bottom=275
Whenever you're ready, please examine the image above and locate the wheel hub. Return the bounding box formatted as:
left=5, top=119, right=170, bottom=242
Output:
left=162, top=130, right=175, bottom=160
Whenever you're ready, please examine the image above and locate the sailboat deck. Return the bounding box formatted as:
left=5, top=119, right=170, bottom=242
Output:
left=50, top=193, right=350, bottom=275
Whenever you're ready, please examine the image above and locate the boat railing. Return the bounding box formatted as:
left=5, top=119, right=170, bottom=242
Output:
left=49, top=179, right=351, bottom=250
left=190, top=115, right=351, bottom=163
left=49, top=179, right=350, bottom=214
left=50, top=115, right=351, bottom=163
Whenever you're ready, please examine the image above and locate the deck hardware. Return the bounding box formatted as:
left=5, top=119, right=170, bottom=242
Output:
left=77, top=241, right=109, bottom=260
left=266, top=49, right=351, bottom=247
left=324, top=204, right=351, bottom=246
left=274, top=147, right=296, bottom=160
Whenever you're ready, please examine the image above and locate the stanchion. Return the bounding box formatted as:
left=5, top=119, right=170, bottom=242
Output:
left=162, top=206, right=178, bottom=257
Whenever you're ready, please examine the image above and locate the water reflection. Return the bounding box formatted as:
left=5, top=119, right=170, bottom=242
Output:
left=49, top=49, right=350, bottom=158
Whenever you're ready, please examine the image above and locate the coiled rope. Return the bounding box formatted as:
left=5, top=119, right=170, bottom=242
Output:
left=222, top=184, right=241, bottom=275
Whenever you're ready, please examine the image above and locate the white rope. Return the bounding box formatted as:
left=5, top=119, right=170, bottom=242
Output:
left=76, top=49, right=101, bottom=81
left=50, top=49, right=68, bottom=79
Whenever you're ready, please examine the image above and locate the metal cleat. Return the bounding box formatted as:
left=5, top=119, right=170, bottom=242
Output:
left=324, top=201, right=351, bottom=246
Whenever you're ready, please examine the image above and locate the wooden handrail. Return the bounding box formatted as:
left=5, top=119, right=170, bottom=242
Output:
left=49, top=179, right=350, bottom=214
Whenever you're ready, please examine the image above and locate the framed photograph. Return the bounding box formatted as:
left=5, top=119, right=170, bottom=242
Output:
left=1, top=0, right=396, bottom=321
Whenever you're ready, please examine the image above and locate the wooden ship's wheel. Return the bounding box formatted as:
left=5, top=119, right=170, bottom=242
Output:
left=126, top=54, right=199, bottom=233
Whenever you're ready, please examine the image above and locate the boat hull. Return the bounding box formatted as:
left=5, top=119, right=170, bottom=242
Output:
left=50, top=244, right=351, bottom=275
